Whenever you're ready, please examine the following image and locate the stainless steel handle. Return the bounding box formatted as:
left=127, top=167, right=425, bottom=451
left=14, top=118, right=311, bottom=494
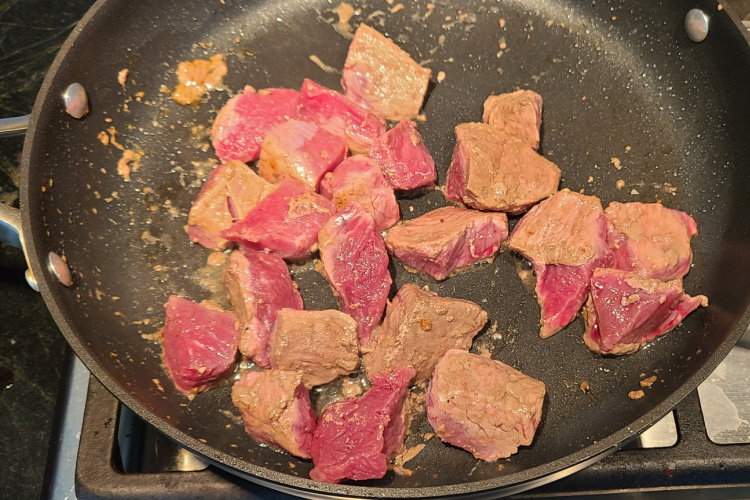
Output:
left=0, top=114, right=30, bottom=137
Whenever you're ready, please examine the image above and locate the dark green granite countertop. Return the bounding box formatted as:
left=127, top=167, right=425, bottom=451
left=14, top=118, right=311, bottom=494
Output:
left=0, top=1, right=95, bottom=499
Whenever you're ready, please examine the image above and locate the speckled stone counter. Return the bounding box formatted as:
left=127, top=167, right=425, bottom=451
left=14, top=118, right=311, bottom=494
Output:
left=0, top=1, right=95, bottom=499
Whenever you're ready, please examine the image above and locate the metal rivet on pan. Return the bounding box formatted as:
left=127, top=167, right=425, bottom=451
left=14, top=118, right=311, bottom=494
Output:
left=62, top=83, right=89, bottom=119
left=47, top=252, right=73, bottom=287
left=685, top=9, right=709, bottom=43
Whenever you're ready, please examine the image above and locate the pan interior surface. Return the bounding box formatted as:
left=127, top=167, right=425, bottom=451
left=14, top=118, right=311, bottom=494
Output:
left=22, top=0, right=750, bottom=496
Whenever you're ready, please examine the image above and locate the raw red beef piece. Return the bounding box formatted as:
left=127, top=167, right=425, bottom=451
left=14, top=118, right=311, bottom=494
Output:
left=269, top=308, right=360, bottom=388
left=426, top=350, right=545, bottom=461
left=508, top=189, right=611, bottom=338
left=482, top=90, right=543, bottom=150
left=426, top=349, right=546, bottom=462
left=297, top=79, right=386, bottom=154
left=384, top=206, right=509, bottom=280
left=318, top=202, right=392, bottom=345
left=161, top=296, right=239, bottom=395
left=231, top=370, right=316, bottom=458
left=309, top=366, right=416, bottom=483
left=444, top=123, right=560, bottom=213
left=367, top=120, right=436, bottom=190
left=222, top=250, right=303, bottom=368
left=221, top=181, right=335, bottom=260
left=211, top=86, right=299, bottom=162
left=187, top=160, right=274, bottom=251
left=583, top=268, right=708, bottom=355
left=363, top=284, right=487, bottom=384
left=319, top=156, right=399, bottom=231
left=605, top=202, right=698, bottom=281
left=341, top=24, right=431, bottom=121
left=257, top=119, right=348, bottom=191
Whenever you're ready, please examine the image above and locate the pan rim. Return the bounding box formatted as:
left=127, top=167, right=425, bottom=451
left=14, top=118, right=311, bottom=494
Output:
left=19, top=0, right=750, bottom=497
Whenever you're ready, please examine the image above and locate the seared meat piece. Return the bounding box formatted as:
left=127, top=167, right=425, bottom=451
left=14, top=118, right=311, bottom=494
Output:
left=257, top=119, right=348, bottom=191
left=162, top=296, right=239, bottom=395
left=211, top=86, right=299, bottom=162
left=309, top=367, right=415, bottom=483
left=318, top=202, right=392, bottom=345
left=482, top=90, right=543, bottom=150
left=187, top=160, right=274, bottom=251
left=583, top=268, right=708, bottom=355
left=221, top=181, right=335, bottom=260
left=341, top=24, right=431, bottom=121
left=231, top=370, right=316, bottom=458
left=384, top=206, right=509, bottom=280
left=508, top=189, right=611, bottom=338
left=319, top=156, right=399, bottom=231
left=426, top=349, right=545, bottom=461
left=363, top=284, right=487, bottom=384
left=605, top=202, right=698, bottom=281
left=367, top=119, right=436, bottom=190
left=269, top=308, right=360, bottom=389
left=297, top=79, right=386, bottom=154
left=222, top=250, right=303, bottom=368
left=444, top=123, right=560, bottom=213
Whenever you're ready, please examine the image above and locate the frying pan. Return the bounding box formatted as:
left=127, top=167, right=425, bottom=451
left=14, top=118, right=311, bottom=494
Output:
left=2, top=0, right=750, bottom=497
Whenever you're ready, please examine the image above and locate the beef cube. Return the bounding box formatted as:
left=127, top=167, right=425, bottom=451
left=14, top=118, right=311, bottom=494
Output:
left=426, top=349, right=545, bottom=461
left=222, top=250, right=303, bottom=368
left=297, top=79, right=386, bottom=154
left=309, top=366, right=415, bottom=483
left=341, top=24, right=431, bottom=121
left=583, top=268, right=708, bottom=355
left=363, top=284, right=487, bottom=384
left=269, top=308, right=360, bottom=388
left=507, top=189, right=611, bottom=338
left=319, top=156, right=399, bottom=231
left=211, top=86, right=299, bottom=162
left=318, top=202, right=392, bottom=345
left=221, top=181, right=335, bottom=260
left=444, top=123, right=560, bottom=213
left=162, top=296, right=239, bottom=395
left=605, top=202, right=698, bottom=281
left=187, top=160, right=274, bottom=251
left=384, top=206, right=509, bottom=280
left=482, top=90, right=543, bottom=150
left=231, top=370, right=316, bottom=458
left=257, top=119, right=348, bottom=191
left=367, top=120, right=437, bottom=190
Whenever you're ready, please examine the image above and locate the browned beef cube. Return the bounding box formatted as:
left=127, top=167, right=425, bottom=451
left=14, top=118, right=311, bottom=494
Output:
left=426, top=350, right=545, bottom=461
left=363, top=284, right=487, bottom=384
left=231, top=370, right=316, bottom=458
left=222, top=250, right=303, bottom=368
left=444, top=123, right=560, bottom=213
left=605, top=202, right=698, bottom=281
left=211, top=86, right=299, bottom=163
left=367, top=119, right=437, bottom=190
left=507, top=189, right=612, bottom=338
left=257, top=119, right=348, bottom=191
left=319, top=156, right=399, bottom=231
left=583, top=268, right=708, bottom=355
left=221, top=181, right=335, bottom=260
left=482, top=90, right=543, bottom=150
left=318, top=202, right=392, bottom=345
left=384, top=206, right=509, bottom=280
left=162, top=296, right=239, bottom=395
left=342, top=24, right=431, bottom=121
left=297, top=79, right=386, bottom=154
left=269, top=309, right=359, bottom=388
left=187, top=160, right=273, bottom=251
left=309, top=367, right=415, bottom=483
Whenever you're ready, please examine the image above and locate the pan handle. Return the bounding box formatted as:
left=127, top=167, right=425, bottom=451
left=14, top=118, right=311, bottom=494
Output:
left=0, top=114, right=39, bottom=291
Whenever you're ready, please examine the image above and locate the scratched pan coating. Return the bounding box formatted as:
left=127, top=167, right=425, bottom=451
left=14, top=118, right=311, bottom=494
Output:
left=20, top=0, right=750, bottom=497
